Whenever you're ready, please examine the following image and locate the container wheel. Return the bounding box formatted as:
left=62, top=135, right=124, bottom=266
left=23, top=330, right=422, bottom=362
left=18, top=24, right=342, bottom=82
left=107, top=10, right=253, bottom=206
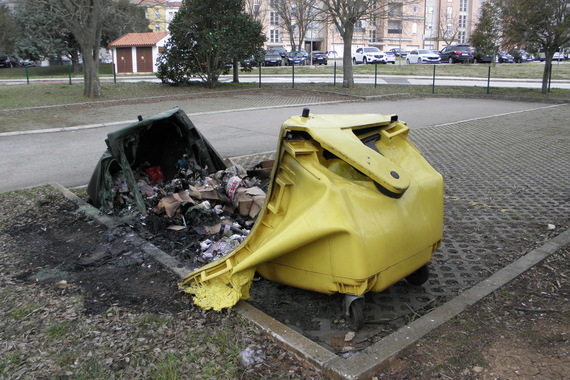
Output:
left=349, top=298, right=365, bottom=330
left=406, top=264, right=430, bottom=286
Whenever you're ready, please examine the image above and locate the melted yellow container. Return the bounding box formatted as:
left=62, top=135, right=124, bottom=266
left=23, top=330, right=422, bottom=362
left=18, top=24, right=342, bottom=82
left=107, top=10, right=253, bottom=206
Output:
left=180, top=111, right=443, bottom=311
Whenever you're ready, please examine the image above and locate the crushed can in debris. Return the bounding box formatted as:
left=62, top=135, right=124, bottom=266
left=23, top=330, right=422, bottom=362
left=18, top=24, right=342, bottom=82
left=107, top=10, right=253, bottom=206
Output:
left=179, top=108, right=443, bottom=329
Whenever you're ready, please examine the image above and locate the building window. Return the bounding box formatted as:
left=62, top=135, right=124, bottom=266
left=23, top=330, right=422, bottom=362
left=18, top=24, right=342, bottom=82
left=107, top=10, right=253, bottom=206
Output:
left=413, top=5, right=418, bottom=13
left=458, top=31, right=466, bottom=43
left=270, top=0, right=278, bottom=8
left=154, top=9, right=160, bottom=19
left=447, top=7, right=453, bottom=18
left=253, top=3, right=260, bottom=16
left=389, top=3, right=403, bottom=18
left=355, top=20, right=366, bottom=33
left=370, top=29, right=378, bottom=42
left=459, top=15, right=467, bottom=28
left=446, top=24, right=452, bottom=34
left=270, top=11, right=279, bottom=26
left=412, top=22, right=417, bottom=35
left=155, top=23, right=161, bottom=32
left=270, top=29, right=280, bottom=43
left=388, top=20, right=402, bottom=34
left=460, top=0, right=468, bottom=12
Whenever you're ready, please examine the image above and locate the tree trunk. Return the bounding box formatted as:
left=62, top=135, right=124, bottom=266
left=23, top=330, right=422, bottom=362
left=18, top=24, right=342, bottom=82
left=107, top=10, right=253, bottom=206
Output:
left=82, top=51, right=101, bottom=98
left=82, top=22, right=102, bottom=97
left=341, top=26, right=355, bottom=88
left=542, top=55, right=552, bottom=94
left=232, top=58, right=239, bottom=83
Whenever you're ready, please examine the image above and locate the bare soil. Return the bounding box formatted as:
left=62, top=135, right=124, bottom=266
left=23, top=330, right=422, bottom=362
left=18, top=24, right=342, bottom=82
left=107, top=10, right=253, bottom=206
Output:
left=0, top=186, right=323, bottom=379
left=1, top=185, right=568, bottom=379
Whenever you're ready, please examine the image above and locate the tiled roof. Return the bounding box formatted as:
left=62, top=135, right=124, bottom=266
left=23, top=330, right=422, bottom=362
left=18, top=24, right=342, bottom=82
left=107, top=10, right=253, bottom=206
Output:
left=108, top=32, right=168, bottom=48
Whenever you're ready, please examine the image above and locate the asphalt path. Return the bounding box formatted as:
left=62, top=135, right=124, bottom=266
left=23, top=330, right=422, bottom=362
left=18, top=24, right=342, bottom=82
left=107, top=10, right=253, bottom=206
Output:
left=0, top=97, right=565, bottom=193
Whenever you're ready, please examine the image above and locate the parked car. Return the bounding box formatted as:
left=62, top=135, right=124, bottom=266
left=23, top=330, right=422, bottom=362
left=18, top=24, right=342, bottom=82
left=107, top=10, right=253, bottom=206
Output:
left=473, top=50, right=494, bottom=63
left=497, top=51, right=514, bottom=63
left=271, top=47, right=288, bottom=58
left=0, top=56, right=19, bottom=68
left=406, top=49, right=441, bottom=64
left=263, top=50, right=283, bottom=66
left=310, top=51, right=328, bottom=65
left=19, top=59, right=36, bottom=67
left=297, top=49, right=309, bottom=59
left=285, top=51, right=306, bottom=66
left=389, top=48, right=409, bottom=57
left=553, top=50, right=568, bottom=61
left=510, top=50, right=534, bottom=63
left=439, top=44, right=474, bottom=63
left=326, top=50, right=339, bottom=59
left=384, top=51, right=397, bottom=62
left=353, top=47, right=395, bottom=64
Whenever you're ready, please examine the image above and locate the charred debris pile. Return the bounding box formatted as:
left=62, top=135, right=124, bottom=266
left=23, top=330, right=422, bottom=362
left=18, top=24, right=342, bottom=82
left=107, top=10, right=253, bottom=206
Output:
left=86, top=108, right=272, bottom=270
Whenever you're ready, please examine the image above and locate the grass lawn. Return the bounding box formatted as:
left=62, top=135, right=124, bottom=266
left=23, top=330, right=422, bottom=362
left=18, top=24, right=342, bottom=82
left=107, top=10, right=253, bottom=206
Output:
left=1, top=80, right=569, bottom=111
left=1, top=60, right=568, bottom=80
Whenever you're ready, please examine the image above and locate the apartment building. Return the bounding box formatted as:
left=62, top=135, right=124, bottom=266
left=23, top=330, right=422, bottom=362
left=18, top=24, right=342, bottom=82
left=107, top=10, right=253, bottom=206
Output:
left=133, top=0, right=482, bottom=55
left=134, top=0, right=183, bottom=33
left=256, top=0, right=482, bottom=56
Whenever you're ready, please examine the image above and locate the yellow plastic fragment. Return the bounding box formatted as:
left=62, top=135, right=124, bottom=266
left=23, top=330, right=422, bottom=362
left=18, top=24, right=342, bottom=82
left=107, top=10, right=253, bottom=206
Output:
left=180, top=269, right=255, bottom=311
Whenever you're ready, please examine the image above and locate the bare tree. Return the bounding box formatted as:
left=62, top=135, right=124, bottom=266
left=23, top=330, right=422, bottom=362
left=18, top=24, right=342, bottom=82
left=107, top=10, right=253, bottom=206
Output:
left=41, top=0, right=107, bottom=98
left=322, top=0, right=412, bottom=87
left=271, top=0, right=321, bottom=52
left=436, top=7, right=460, bottom=47
left=320, top=0, right=371, bottom=87
left=245, top=0, right=267, bottom=22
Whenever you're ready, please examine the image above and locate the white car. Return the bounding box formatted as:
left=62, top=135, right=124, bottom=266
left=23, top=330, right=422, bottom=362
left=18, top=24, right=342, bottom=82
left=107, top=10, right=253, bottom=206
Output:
left=353, top=47, right=396, bottom=64
left=406, top=49, right=441, bottom=64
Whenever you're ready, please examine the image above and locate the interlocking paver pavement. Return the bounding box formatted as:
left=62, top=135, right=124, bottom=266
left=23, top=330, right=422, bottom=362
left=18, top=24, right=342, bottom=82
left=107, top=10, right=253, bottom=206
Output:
left=239, top=103, right=570, bottom=351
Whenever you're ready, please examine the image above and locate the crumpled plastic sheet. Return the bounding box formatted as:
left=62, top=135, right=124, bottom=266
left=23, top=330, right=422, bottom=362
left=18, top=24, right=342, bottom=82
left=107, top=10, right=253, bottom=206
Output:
left=180, top=268, right=256, bottom=311
left=240, top=346, right=266, bottom=366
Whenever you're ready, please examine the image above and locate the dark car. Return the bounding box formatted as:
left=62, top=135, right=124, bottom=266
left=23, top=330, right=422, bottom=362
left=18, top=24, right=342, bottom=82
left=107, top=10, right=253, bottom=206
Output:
left=263, top=50, right=283, bottom=66
left=439, top=44, right=474, bottom=63
left=271, top=47, right=288, bottom=58
left=497, top=51, right=514, bottom=63
left=285, top=51, right=306, bottom=66
left=0, top=56, right=19, bottom=68
left=389, top=48, right=408, bottom=57
left=473, top=50, right=493, bottom=63
left=510, top=50, right=534, bottom=63
left=310, top=51, right=328, bottom=65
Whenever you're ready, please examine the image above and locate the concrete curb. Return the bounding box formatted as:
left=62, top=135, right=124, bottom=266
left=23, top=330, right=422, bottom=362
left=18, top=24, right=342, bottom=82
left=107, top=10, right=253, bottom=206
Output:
left=51, top=174, right=570, bottom=379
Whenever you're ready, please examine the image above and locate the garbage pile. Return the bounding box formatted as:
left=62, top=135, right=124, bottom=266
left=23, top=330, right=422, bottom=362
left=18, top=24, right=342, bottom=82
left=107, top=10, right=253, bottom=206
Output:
left=105, top=156, right=272, bottom=270
left=97, top=154, right=270, bottom=269
left=85, top=108, right=276, bottom=270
